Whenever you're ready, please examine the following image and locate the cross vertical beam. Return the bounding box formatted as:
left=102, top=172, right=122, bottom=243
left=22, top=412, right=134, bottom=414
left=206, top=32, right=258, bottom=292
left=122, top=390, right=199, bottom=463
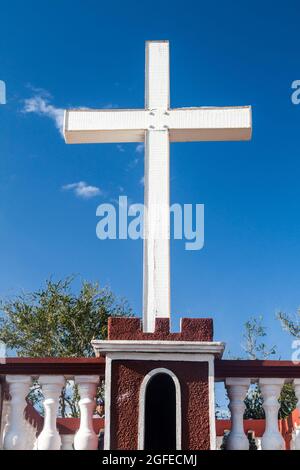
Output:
left=145, top=41, right=170, bottom=109
left=143, top=41, right=171, bottom=332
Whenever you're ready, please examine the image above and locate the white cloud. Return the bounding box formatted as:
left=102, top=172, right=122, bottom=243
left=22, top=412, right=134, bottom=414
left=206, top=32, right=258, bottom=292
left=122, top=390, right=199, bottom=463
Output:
left=140, top=176, right=145, bottom=186
left=25, top=84, right=52, bottom=97
left=62, top=181, right=101, bottom=199
left=22, top=95, right=64, bottom=136
left=127, top=156, right=139, bottom=170
left=135, top=143, right=144, bottom=153
left=102, top=103, right=119, bottom=109
left=22, top=90, right=122, bottom=138
left=117, top=144, right=125, bottom=152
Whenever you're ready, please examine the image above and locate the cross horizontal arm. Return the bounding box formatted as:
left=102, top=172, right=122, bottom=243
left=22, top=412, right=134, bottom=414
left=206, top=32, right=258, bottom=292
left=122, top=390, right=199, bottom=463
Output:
left=64, top=106, right=251, bottom=144
left=168, top=106, right=252, bottom=142
left=64, top=109, right=147, bottom=144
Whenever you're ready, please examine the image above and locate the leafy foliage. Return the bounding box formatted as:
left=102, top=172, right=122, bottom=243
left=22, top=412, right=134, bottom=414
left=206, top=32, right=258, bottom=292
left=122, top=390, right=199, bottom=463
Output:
left=277, top=309, right=300, bottom=339
left=242, top=316, right=276, bottom=360
left=0, top=276, right=132, bottom=357
left=279, top=383, right=297, bottom=419
left=0, top=276, right=132, bottom=416
left=244, top=384, right=265, bottom=419
left=242, top=316, right=296, bottom=420
left=276, top=310, right=300, bottom=418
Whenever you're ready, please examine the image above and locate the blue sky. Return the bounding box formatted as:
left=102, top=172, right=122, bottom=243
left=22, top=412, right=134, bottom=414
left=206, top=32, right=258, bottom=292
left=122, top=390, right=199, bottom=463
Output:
left=0, top=0, right=300, bottom=359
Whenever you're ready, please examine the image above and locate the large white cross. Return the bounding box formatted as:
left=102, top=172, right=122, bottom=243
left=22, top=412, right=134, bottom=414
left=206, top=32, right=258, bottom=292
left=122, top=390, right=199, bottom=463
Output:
left=64, top=40, right=252, bottom=333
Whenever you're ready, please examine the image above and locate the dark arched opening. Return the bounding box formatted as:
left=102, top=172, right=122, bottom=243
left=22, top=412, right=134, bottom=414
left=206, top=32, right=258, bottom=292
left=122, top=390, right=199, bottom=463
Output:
left=144, top=372, right=177, bottom=450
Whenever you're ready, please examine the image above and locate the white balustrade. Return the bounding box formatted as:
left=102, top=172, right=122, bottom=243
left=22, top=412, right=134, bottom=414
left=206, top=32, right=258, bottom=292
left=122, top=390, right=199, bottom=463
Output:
left=2, top=370, right=299, bottom=452
left=259, top=378, right=285, bottom=450
left=36, top=375, right=65, bottom=450
left=73, top=375, right=99, bottom=450
left=3, top=375, right=32, bottom=450
left=225, top=378, right=250, bottom=450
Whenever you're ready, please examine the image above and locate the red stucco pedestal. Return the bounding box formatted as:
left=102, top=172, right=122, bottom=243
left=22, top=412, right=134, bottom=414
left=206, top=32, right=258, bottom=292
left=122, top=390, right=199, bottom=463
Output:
left=92, top=317, right=224, bottom=450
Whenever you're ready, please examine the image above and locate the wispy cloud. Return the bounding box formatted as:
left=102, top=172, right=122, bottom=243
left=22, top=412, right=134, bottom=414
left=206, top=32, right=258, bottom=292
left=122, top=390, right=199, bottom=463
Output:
left=128, top=157, right=139, bottom=169
left=25, top=84, right=52, bottom=97
left=22, top=94, right=64, bottom=136
left=117, top=144, right=125, bottom=153
left=135, top=143, right=144, bottom=153
left=62, top=181, right=101, bottom=199
left=102, top=103, right=119, bottom=109
left=140, top=176, right=145, bottom=186
left=22, top=88, right=122, bottom=138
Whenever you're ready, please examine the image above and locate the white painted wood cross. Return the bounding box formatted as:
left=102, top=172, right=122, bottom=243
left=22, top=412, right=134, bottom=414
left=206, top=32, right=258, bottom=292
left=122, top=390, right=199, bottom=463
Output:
left=64, top=40, right=252, bottom=333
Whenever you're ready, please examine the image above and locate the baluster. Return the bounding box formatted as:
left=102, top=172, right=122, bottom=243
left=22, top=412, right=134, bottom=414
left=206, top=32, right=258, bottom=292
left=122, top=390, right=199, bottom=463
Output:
left=61, top=434, right=74, bottom=450
left=225, top=378, right=250, bottom=450
left=74, top=375, right=99, bottom=450
left=1, top=401, right=10, bottom=449
left=24, top=419, right=37, bottom=449
left=3, top=375, right=32, bottom=450
left=293, top=379, right=300, bottom=450
left=259, top=378, right=285, bottom=450
left=255, top=437, right=262, bottom=450
left=216, top=435, right=224, bottom=450
left=36, top=375, right=65, bottom=450
left=1, top=388, right=11, bottom=450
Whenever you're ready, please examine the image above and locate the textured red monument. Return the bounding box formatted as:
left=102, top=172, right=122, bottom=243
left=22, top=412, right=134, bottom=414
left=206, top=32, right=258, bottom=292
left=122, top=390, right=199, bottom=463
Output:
left=92, top=317, right=224, bottom=450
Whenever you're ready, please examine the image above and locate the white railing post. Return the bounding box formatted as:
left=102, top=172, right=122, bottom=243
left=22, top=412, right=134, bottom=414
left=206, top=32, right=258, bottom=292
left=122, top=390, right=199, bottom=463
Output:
left=259, top=378, right=285, bottom=450
left=255, top=437, right=262, bottom=450
left=74, top=375, right=99, bottom=450
left=3, top=375, right=32, bottom=450
left=36, top=375, right=65, bottom=450
left=61, top=434, right=74, bottom=450
left=225, top=378, right=250, bottom=450
left=216, top=435, right=224, bottom=450
left=1, top=399, right=10, bottom=449
left=293, top=379, right=300, bottom=450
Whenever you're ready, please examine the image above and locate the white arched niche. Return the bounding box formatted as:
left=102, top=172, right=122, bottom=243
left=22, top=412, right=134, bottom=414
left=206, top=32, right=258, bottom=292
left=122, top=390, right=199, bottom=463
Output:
left=137, top=367, right=182, bottom=450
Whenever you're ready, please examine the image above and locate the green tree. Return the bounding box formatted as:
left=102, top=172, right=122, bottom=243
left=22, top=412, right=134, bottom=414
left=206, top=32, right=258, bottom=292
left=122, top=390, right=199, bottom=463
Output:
left=224, top=317, right=295, bottom=420
left=221, top=317, right=296, bottom=450
left=242, top=316, right=277, bottom=360
left=276, top=309, right=300, bottom=418
left=0, top=276, right=131, bottom=357
left=242, top=316, right=296, bottom=420
left=277, top=309, right=300, bottom=339
left=0, top=276, right=132, bottom=416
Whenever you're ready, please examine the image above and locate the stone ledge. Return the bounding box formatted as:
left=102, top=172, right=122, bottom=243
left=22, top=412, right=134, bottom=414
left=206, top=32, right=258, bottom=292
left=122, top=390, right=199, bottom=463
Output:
left=91, top=339, right=225, bottom=357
